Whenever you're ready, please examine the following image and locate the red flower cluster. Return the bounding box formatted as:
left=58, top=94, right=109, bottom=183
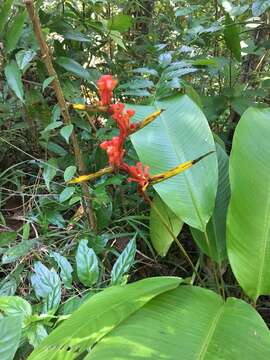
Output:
left=100, top=137, right=124, bottom=167
left=110, top=103, right=135, bottom=139
left=97, top=75, right=150, bottom=191
left=97, top=75, right=118, bottom=106
left=127, top=162, right=150, bottom=189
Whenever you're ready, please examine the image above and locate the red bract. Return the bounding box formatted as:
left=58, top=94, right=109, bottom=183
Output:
left=127, top=162, right=150, bottom=189
left=98, top=74, right=151, bottom=193
left=110, top=103, right=135, bottom=137
left=97, top=75, right=118, bottom=106
left=100, top=137, right=124, bottom=167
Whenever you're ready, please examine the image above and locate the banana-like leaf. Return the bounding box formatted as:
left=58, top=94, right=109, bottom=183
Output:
left=88, top=285, right=270, bottom=360
left=227, top=107, right=270, bottom=300
left=130, top=95, right=218, bottom=231
left=150, top=194, right=183, bottom=256
left=28, top=277, right=181, bottom=360
left=190, top=143, right=230, bottom=263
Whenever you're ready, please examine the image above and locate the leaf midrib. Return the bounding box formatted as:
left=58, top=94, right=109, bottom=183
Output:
left=154, top=98, right=204, bottom=230
left=196, top=305, right=225, bottom=359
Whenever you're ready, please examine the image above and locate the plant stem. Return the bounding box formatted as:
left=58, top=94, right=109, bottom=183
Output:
left=142, top=191, right=205, bottom=287
left=24, top=0, right=96, bottom=231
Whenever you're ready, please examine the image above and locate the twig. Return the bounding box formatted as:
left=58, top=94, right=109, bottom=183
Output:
left=24, top=0, right=96, bottom=231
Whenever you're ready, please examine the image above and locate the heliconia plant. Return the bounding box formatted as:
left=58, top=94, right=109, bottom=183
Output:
left=69, top=74, right=213, bottom=195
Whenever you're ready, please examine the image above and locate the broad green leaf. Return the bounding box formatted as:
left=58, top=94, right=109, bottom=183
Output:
left=43, top=158, right=58, bottom=191
left=227, top=107, right=270, bottom=300
left=132, top=68, right=158, bottom=77
left=28, top=277, right=182, bottom=360
left=0, top=0, right=14, bottom=33
left=76, top=239, right=99, bottom=287
left=0, top=279, right=17, bottom=296
left=224, top=14, right=241, bottom=61
left=111, top=237, right=136, bottom=285
left=0, top=231, right=16, bottom=246
left=64, top=166, right=77, bottom=182
left=59, top=187, right=75, bottom=203
left=190, top=143, right=230, bottom=263
left=150, top=194, right=183, bottom=256
left=31, top=261, right=61, bottom=313
left=109, top=30, right=126, bottom=50
left=0, top=296, right=32, bottom=319
left=63, top=29, right=91, bottom=42
left=130, top=95, right=218, bottom=231
left=252, top=0, right=270, bottom=16
left=108, top=14, right=132, bottom=32
left=88, top=285, right=270, bottom=360
left=60, top=124, right=73, bottom=144
left=4, top=61, right=24, bottom=102
left=2, top=239, right=38, bottom=264
left=0, top=315, right=22, bottom=360
left=41, top=121, right=63, bottom=135
left=159, top=52, right=172, bottom=68
left=5, top=10, right=26, bottom=53
left=56, top=57, right=90, bottom=80
left=27, top=324, right=48, bottom=348
left=50, top=252, right=73, bottom=289
left=42, top=76, right=55, bottom=92
left=119, top=79, right=154, bottom=90
left=16, top=49, right=36, bottom=71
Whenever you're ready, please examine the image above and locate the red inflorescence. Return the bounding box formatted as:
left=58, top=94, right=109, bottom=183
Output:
left=127, top=162, right=150, bottom=189
left=97, top=75, right=118, bottom=106
left=100, top=137, right=124, bottom=167
left=110, top=103, right=135, bottom=138
left=97, top=75, right=150, bottom=191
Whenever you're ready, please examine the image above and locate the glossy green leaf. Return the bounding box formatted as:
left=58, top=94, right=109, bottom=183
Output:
left=31, top=261, right=61, bottom=313
left=150, top=194, right=183, bottom=256
left=76, top=239, right=99, bottom=287
left=0, top=279, right=17, bottom=296
left=130, top=95, right=218, bottom=231
left=56, top=57, right=90, bottom=80
left=159, top=52, right=172, bottom=68
left=59, top=187, right=75, bottom=203
left=109, top=30, right=126, bottom=50
left=2, top=239, right=38, bottom=264
left=42, top=76, right=55, bottom=92
left=50, top=252, right=73, bottom=289
left=16, top=49, right=36, bottom=71
left=252, top=0, right=270, bottom=16
left=60, top=124, right=73, bottom=144
left=88, top=285, right=270, bottom=360
left=227, top=107, right=270, bottom=300
left=111, top=236, right=136, bottom=285
left=0, top=316, right=22, bottom=360
left=5, top=10, right=26, bottom=53
left=190, top=143, right=230, bottom=263
left=224, top=14, right=241, bottom=61
left=0, top=0, right=14, bottom=33
left=4, top=61, right=24, bottom=102
left=28, top=277, right=182, bottom=360
left=43, top=158, right=58, bottom=191
left=63, top=166, right=77, bottom=182
left=27, top=324, right=48, bottom=348
left=0, top=296, right=32, bottom=319
left=108, top=14, right=132, bottom=32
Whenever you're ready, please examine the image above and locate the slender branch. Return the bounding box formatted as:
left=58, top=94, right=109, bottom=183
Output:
left=24, top=0, right=96, bottom=231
